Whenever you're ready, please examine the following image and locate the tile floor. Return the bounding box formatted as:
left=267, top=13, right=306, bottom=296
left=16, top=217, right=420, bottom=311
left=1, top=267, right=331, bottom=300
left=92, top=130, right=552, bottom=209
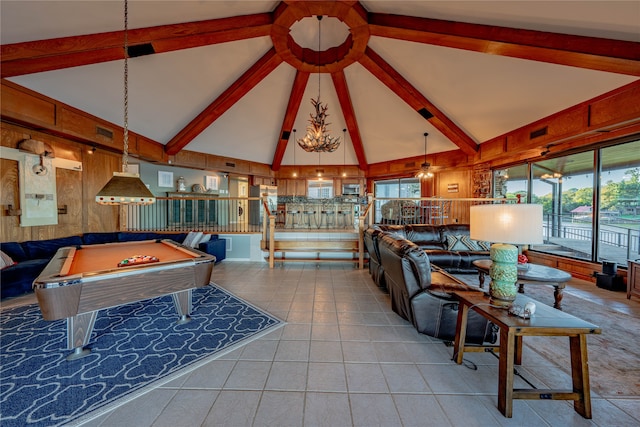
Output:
left=6, top=261, right=639, bottom=426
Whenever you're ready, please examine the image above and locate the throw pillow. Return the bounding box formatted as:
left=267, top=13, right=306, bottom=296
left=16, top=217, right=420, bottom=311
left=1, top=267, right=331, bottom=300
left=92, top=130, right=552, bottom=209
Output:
left=447, top=235, right=476, bottom=251
left=198, top=234, right=212, bottom=245
left=183, top=231, right=203, bottom=248
left=476, top=240, right=492, bottom=251
left=446, top=235, right=483, bottom=251
left=0, top=250, right=16, bottom=269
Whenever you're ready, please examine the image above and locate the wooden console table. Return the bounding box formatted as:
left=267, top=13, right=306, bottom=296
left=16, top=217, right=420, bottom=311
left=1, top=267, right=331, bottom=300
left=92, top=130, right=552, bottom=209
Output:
left=452, top=291, right=601, bottom=419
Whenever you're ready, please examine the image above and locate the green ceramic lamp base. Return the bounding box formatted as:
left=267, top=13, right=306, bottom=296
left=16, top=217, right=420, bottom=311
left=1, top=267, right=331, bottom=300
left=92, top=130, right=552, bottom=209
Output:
left=489, top=243, right=519, bottom=307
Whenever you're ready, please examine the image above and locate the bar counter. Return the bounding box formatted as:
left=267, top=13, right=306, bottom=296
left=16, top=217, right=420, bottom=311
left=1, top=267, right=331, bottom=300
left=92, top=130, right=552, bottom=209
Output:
left=276, top=198, right=363, bottom=229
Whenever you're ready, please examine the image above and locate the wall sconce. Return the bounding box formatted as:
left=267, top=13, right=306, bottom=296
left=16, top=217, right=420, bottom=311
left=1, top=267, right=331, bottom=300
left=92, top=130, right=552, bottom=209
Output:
left=88, top=145, right=97, bottom=154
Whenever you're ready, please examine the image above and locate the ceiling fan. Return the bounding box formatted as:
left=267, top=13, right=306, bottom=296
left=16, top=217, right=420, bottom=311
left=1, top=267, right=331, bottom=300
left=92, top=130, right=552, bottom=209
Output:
left=415, top=132, right=437, bottom=179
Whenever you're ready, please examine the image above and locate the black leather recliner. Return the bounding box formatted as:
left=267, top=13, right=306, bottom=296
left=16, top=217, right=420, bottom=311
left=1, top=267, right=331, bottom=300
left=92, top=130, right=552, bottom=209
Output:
left=363, top=224, right=405, bottom=291
left=377, top=233, right=491, bottom=344
left=363, top=227, right=385, bottom=290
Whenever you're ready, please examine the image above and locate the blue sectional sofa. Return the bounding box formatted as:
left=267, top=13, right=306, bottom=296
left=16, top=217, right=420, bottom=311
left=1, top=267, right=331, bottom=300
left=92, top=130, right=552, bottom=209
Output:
left=1, top=232, right=226, bottom=300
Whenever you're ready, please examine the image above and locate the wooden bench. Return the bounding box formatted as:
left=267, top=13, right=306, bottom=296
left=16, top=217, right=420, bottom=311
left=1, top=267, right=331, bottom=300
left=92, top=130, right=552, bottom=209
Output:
left=263, top=239, right=363, bottom=267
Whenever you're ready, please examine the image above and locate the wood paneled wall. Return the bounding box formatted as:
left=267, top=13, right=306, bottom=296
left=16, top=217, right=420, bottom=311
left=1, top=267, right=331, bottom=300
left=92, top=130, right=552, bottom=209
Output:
left=2, top=78, right=640, bottom=254
left=1, top=122, right=121, bottom=242
left=436, top=168, right=472, bottom=198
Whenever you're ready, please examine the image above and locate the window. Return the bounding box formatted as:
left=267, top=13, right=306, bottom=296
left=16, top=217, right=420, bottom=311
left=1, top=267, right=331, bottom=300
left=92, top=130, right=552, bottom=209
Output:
left=373, top=178, right=420, bottom=223
left=598, top=140, right=640, bottom=265
left=496, top=138, right=640, bottom=266
left=307, top=179, right=333, bottom=199
left=493, top=164, right=528, bottom=199
left=532, top=151, right=594, bottom=262
left=375, top=178, right=420, bottom=198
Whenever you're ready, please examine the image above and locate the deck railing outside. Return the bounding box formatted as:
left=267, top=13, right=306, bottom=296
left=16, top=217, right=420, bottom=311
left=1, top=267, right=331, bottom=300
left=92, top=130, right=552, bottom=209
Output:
left=543, top=213, right=640, bottom=265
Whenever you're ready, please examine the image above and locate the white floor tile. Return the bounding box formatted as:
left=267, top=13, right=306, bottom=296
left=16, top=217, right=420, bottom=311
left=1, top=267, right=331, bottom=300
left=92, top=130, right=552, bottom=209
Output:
left=13, top=260, right=632, bottom=427
left=253, top=391, right=305, bottom=427
left=303, top=392, right=353, bottom=427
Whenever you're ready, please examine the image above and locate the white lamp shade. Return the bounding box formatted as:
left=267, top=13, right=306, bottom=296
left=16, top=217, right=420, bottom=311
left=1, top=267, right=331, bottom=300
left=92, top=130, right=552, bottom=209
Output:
left=470, top=204, right=543, bottom=245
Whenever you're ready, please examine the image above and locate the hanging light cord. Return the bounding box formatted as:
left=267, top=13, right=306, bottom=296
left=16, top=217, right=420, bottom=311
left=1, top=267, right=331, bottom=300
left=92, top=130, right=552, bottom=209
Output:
left=343, top=129, right=346, bottom=165
left=317, top=15, right=321, bottom=102
left=122, top=0, right=129, bottom=173
left=343, top=128, right=347, bottom=177
left=424, top=132, right=428, bottom=165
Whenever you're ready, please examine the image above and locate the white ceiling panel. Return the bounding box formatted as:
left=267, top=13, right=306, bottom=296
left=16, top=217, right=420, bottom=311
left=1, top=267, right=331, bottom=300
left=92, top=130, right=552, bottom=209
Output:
left=185, top=62, right=296, bottom=164
left=2, top=1, right=638, bottom=168
left=368, top=36, right=638, bottom=143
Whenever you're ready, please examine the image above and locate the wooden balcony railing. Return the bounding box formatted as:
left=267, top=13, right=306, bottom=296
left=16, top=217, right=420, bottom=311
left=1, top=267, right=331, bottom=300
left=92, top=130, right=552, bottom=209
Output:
left=124, top=195, right=518, bottom=269
left=123, top=196, right=264, bottom=234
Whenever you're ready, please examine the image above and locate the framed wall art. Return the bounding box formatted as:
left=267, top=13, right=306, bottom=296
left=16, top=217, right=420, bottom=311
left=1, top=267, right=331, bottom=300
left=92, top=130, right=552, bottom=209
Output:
left=205, top=175, right=218, bottom=191
left=158, top=171, right=173, bottom=188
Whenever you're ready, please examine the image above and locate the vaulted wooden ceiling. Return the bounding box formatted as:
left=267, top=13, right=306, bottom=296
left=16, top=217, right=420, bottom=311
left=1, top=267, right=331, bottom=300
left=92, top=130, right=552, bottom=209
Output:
left=2, top=1, right=638, bottom=170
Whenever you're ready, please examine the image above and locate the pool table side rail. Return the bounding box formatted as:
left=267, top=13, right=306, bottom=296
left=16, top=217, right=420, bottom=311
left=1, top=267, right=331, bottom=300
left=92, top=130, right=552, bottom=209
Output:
left=33, top=242, right=215, bottom=321
left=32, top=240, right=214, bottom=287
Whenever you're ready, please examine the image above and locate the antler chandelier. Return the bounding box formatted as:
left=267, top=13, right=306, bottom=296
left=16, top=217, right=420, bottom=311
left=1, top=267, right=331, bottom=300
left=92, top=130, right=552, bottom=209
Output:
left=297, top=15, right=341, bottom=153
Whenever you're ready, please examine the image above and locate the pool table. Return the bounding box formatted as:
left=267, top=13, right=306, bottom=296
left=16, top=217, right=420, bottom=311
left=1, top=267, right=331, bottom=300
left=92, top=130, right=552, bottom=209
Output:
left=33, top=239, right=215, bottom=360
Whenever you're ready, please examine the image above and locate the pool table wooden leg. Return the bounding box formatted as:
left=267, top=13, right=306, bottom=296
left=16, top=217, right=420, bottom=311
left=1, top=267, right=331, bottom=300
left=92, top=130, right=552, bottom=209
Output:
left=172, top=289, right=193, bottom=324
left=66, top=311, right=98, bottom=360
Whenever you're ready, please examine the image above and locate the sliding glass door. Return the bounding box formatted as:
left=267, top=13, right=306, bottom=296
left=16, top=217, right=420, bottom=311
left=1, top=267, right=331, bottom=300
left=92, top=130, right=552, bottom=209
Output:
left=373, top=178, right=420, bottom=223
left=531, top=151, right=594, bottom=261
left=598, top=140, right=640, bottom=265
left=519, top=138, right=640, bottom=266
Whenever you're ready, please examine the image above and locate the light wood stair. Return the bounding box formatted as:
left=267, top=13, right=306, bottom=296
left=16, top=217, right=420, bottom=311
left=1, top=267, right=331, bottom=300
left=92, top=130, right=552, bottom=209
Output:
left=262, top=238, right=366, bottom=268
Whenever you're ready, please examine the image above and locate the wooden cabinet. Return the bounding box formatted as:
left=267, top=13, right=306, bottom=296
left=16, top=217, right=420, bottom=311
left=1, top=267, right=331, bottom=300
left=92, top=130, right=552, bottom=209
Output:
left=278, top=179, right=306, bottom=196
left=252, top=176, right=275, bottom=186
left=277, top=179, right=290, bottom=196
left=628, top=260, right=640, bottom=300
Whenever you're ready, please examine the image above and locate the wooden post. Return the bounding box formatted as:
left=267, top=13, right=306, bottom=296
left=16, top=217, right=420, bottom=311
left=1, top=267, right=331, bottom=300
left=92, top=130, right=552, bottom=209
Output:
left=269, top=214, right=275, bottom=269
left=261, top=204, right=267, bottom=243
left=358, top=216, right=365, bottom=269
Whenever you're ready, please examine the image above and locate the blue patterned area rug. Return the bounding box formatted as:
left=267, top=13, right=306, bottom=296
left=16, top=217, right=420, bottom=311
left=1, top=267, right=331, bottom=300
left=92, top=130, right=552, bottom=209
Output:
left=0, top=284, right=283, bottom=427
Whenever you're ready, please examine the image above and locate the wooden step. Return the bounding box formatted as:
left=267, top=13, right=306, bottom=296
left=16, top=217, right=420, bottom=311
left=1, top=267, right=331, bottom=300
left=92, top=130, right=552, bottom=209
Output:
left=264, top=239, right=359, bottom=253
left=262, top=238, right=366, bottom=267
left=265, top=256, right=361, bottom=264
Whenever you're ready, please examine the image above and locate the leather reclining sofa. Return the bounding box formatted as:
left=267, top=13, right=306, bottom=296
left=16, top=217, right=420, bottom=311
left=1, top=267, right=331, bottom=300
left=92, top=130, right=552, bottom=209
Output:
left=364, top=224, right=493, bottom=344
left=366, top=224, right=491, bottom=278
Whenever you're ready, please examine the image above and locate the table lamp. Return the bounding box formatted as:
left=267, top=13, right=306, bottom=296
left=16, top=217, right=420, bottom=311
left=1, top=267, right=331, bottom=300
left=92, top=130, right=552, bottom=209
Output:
left=470, top=204, right=543, bottom=307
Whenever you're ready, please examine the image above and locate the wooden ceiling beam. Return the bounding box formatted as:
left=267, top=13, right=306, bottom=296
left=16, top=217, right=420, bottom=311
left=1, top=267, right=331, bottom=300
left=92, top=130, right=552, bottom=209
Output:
left=271, top=70, right=310, bottom=171
left=369, top=13, right=640, bottom=76
left=165, top=48, right=282, bottom=155
left=1, top=13, right=273, bottom=78
left=359, top=47, right=478, bottom=156
left=331, top=70, right=368, bottom=170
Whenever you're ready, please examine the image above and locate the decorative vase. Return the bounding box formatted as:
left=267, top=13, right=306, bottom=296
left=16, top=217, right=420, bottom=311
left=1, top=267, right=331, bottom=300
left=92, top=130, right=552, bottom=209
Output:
left=489, top=243, right=519, bottom=307
left=177, top=176, right=186, bottom=192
